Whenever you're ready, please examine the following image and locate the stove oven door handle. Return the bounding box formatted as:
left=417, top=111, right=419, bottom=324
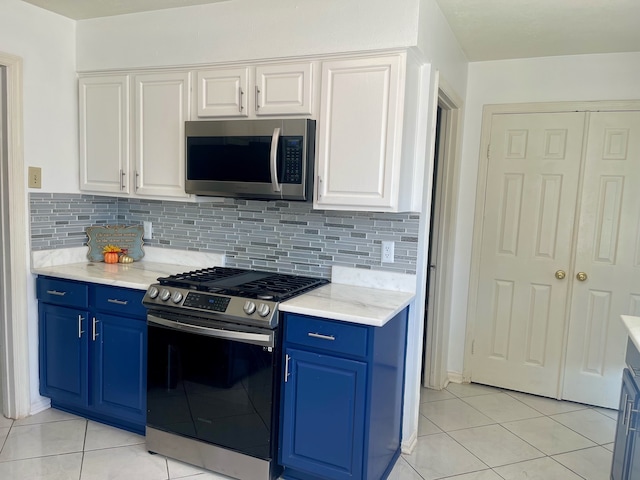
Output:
left=148, top=314, right=275, bottom=348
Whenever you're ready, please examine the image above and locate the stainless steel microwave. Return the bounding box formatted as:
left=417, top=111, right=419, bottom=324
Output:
left=185, top=119, right=315, bottom=201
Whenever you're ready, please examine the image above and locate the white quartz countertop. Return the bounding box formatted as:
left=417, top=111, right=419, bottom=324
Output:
left=31, top=249, right=417, bottom=326
left=32, top=261, right=196, bottom=291
left=280, top=283, right=414, bottom=327
left=31, top=247, right=226, bottom=291
left=622, top=315, right=640, bottom=352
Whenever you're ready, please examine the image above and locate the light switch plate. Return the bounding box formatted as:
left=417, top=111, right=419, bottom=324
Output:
left=28, top=166, right=42, bottom=189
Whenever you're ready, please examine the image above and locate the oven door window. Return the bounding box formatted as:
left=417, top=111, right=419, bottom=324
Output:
left=147, top=323, right=276, bottom=460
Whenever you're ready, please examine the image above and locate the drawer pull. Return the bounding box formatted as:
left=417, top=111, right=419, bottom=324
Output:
left=107, top=298, right=128, bottom=305
left=46, top=290, right=66, bottom=296
left=308, top=332, right=335, bottom=341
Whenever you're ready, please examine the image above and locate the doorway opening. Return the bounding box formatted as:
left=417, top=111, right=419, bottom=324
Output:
left=421, top=85, right=462, bottom=389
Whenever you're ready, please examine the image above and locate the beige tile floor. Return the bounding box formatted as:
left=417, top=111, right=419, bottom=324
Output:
left=392, top=383, right=616, bottom=480
left=0, top=383, right=617, bottom=479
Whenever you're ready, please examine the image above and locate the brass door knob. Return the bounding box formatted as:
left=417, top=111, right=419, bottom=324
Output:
left=576, top=272, right=588, bottom=281
left=555, top=270, right=566, bottom=280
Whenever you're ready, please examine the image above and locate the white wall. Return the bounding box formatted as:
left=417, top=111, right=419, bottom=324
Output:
left=0, top=0, right=78, bottom=194
left=0, top=0, right=77, bottom=413
left=448, top=52, right=640, bottom=376
left=77, top=0, right=420, bottom=71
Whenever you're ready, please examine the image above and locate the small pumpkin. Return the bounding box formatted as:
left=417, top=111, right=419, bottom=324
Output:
left=119, top=255, right=134, bottom=264
left=104, top=252, right=119, bottom=264
left=102, top=244, right=122, bottom=264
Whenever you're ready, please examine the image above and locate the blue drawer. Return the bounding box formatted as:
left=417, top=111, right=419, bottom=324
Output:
left=94, top=285, right=147, bottom=319
left=37, top=277, right=89, bottom=308
left=284, top=314, right=369, bottom=358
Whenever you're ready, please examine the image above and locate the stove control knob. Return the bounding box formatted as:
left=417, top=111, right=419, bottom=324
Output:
left=243, top=301, right=256, bottom=315
left=257, top=303, right=271, bottom=317
left=171, top=291, right=183, bottom=304
left=159, top=289, right=171, bottom=301
left=147, top=286, right=159, bottom=299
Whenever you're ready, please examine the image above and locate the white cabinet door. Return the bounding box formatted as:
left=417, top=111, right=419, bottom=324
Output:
left=196, top=67, right=249, bottom=117
left=255, top=63, right=313, bottom=116
left=315, top=55, right=404, bottom=211
left=79, top=75, right=130, bottom=194
left=133, top=71, right=191, bottom=199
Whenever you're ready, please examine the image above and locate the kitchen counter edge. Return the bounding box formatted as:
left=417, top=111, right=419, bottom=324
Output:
left=622, top=315, right=640, bottom=353
left=280, top=283, right=415, bottom=327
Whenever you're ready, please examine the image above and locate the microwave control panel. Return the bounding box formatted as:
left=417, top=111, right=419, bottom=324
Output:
left=282, top=137, right=303, bottom=184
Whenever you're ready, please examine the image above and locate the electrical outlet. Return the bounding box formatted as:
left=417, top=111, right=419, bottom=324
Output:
left=143, top=221, right=153, bottom=239
left=28, top=166, right=42, bottom=189
left=381, top=241, right=395, bottom=263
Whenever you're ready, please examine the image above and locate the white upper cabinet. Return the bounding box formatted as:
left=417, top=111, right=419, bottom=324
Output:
left=79, top=71, right=193, bottom=201
left=196, top=62, right=314, bottom=118
left=315, top=53, right=419, bottom=212
left=132, top=71, right=191, bottom=199
left=79, top=75, right=130, bottom=194
left=196, top=67, right=249, bottom=117
left=254, top=63, right=313, bottom=116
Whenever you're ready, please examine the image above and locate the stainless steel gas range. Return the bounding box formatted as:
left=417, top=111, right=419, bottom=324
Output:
left=142, top=267, right=328, bottom=480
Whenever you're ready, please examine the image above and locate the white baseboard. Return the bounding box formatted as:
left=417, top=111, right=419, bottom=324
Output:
left=29, top=398, right=51, bottom=417
left=447, top=371, right=465, bottom=384
left=401, top=429, right=418, bottom=454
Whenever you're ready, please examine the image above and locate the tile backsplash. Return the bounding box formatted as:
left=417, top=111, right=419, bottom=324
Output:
left=30, top=193, right=419, bottom=278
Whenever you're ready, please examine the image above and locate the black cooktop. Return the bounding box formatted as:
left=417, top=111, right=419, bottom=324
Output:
left=157, top=267, right=328, bottom=302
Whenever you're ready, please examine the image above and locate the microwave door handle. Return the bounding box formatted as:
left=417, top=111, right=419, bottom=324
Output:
left=269, top=127, right=282, bottom=192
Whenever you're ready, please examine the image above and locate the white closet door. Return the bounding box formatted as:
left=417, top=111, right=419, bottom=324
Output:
left=472, top=112, right=586, bottom=397
left=563, top=111, right=640, bottom=408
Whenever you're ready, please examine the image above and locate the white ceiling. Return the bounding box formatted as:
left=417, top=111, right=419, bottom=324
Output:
left=20, top=0, right=640, bottom=62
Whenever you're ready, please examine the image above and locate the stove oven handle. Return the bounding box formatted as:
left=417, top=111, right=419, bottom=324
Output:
left=147, top=314, right=275, bottom=348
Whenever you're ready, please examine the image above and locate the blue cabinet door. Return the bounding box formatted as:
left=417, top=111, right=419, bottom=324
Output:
left=612, top=369, right=639, bottom=480
left=91, top=312, right=147, bottom=426
left=39, top=303, right=89, bottom=407
left=280, top=347, right=367, bottom=480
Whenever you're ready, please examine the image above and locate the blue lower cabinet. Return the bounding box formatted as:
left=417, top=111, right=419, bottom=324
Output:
left=37, top=277, right=146, bottom=434
left=281, top=348, right=367, bottom=480
left=280, top=309, right=408, bottom=480
left=39, top=303, right=89, bottom=408
left=612, top=339, right=640, bottom=480
left=91, top=312, right=147, bottom=427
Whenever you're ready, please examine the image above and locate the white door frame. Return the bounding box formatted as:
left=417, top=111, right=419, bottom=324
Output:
left=464, top=99, right=640, bottom=383
left=0, top=51, right=31, bottom=419
left=423, top=79, right=464, bottom=389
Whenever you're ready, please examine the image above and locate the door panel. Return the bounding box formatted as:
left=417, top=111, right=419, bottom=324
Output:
left=563, top=111, right=640, bottom=408
left=472, top=112, right=586, bottom=396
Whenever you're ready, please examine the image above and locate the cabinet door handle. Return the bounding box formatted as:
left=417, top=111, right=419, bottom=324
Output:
left=284, top=354, right=291, bottom=383
left=120, top=169, right=126, bottom=191
left=107, top=298, right=128, bottom=305
left=92, top=317, right=99, bottom=341
left=46, top=290, right=66, bottom=296
left=78, top=315, right=85, bottom=338
left=135, top=171, right=140, bottom=191
left=255, top=85, right=261, bottom=111
left=308, top=332, right=335, bottom=341
left=238, top=87, right=244, bottom=112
